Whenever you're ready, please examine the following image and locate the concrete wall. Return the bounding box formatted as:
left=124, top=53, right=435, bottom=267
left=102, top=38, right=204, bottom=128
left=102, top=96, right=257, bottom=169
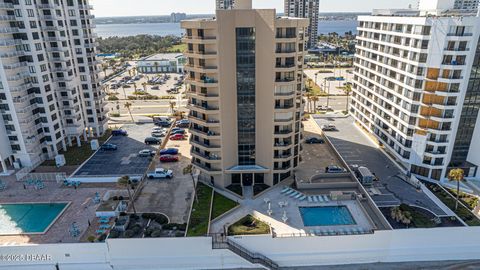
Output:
left=3, top=227, right=480, bottom=269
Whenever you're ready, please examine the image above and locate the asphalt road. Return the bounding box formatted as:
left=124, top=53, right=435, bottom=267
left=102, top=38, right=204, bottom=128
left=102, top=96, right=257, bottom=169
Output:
left=314, top=116, right=446, bottom=216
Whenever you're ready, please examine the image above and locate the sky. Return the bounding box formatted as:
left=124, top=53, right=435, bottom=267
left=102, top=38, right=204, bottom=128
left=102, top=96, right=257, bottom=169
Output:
left=90, top=0, right=417, bottom=17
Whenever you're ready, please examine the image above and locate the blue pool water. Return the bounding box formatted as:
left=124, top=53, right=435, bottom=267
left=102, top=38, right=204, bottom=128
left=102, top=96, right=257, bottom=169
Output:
left=0, top=203, right=68, bottom=235
left=299, top=206, right=356, bottom=226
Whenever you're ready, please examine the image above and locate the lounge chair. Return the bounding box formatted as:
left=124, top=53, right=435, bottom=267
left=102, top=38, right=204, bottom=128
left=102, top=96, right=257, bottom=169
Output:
left=328, top=229, right=335, bottom=235
left=284, top=189, right=295, bottom=195
left=96, top=229, right=106, bottom=234
left=298, top=195, right=307, bottom=201
left=99, top=219, right=110, bottom=223
left=312, top=196, right=318, bottom=203
left=317, top=196, right=324, bottom=202
left=308, top=196, right=313, bottom=203
left=99, top=224, right=111, bottom=229
left=289, top=191, right=299, bottom=198
left=293, top=193, right=303, bottom=199
left=323, top=195, right=330, bottom=202
left=314, top=229, right=321, bottom=235
left=353, top=228, right=360, bottom=235
left=281, top=187, right=290, bottom=194
left=321, top=229, right=328, bottom=236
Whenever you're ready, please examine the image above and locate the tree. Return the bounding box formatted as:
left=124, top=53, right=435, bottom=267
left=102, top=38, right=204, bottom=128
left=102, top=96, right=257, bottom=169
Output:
left=343, top=84, right=352, bottom=112
left=124, top=102, right=134, bottom=122
left=183, top=165, right=198, bottom=203
left=305, top=92, right=313, bottom=113
left=169, top=101, right=176, bottom=116
left=117, top=176, right=137, bottom=214
left=448, top=168, right=465, bottom=210
left=311, top=96, right=319, bottom=113
left=101, top=63, right=108, bottom=78
left=132, top=66, right=137, bottom=76
left=133, top=83, right=138, bottom=98
left=142, top=82, right=148, bottom=95
left=121, top=85, right=127, bottom=100
left=128, top=69, right=132, bottom=77
left=390, top=206, right=412, bottom=228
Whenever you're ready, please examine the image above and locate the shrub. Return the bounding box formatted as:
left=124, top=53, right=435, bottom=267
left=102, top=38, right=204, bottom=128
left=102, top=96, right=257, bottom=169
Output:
left=129, top=213, right=138, bottom=220
left=154, top=214, right=168, bottom=225
left=175, top=231, right=185, bottom=237
left=119, top=212, right=127, bottom=216
left=108, top=96, right=119, bottom=101
left=118, top=196, right=124, bottom=200
left=97, top=233, right=107, bottom=242
left=144, top=228, right=154, bottom=237
left=151, top=230, right=162, bottom=238
left=160, top=95, right=175, bottom=99
left=127, top=96, right=137, bottom=100
left=108, top=230, right=120, bottom=239
left=124, top=230, right=134, bottom=238
left=87, top=235, right=96, bottom=243
left=109, top=113, right=120, bottom=117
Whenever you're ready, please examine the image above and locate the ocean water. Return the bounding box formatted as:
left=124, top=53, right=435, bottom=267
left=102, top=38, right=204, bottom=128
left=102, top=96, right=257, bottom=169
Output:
left=95, top=20, right=358, bottom=38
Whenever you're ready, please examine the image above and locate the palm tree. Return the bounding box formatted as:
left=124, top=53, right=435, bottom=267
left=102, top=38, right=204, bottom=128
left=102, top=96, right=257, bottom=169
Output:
left=183, top=165, right=198, bottom=203
left=343, top=84, right=352, bottom=112
left=311, top=96, right=319, bottom=113
left=448, top=168, right=465, bottom=210
left=117, top=176, right=137, bottom=214
left=101, top=63, right=108, bottom=78
left=124, top=102, right=134, bottom=122
left=142, top=82, right=148, bottom=95
left=121, top=85, right=127, bottom=100
left=132, top=66, right=137, bottom=76
left=133, top=83, right=138, bottom=98
left=169, top=101, right=176, bottom=116
left=305, top=92, right=313, bottom=113
left=128, top=69, right=132, bottom=77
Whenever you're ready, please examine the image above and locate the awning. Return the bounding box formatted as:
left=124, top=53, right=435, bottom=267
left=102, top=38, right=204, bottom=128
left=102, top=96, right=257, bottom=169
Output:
left=225, top=165, right=270, bottom=174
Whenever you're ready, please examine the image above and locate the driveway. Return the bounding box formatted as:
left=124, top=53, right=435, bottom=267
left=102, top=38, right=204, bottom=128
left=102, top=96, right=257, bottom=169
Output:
left=314, top=116, right=446, bottom=216
left=133, top=128, right=194, bottom=224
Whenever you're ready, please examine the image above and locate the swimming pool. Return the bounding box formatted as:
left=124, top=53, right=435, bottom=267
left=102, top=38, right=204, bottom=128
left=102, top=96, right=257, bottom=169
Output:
left=299, top=206, right=356, bottom=226
left=0, top=203, right=69, bottom=235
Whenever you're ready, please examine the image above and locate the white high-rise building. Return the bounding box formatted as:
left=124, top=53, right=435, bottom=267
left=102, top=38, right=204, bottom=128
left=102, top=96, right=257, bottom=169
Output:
left=0, top=0, right=107, bottom=171
left=284, top=0, right=319, bottom=48
left=216, top=0, right=235, bottom=10
left=454, top=0, right=479, bottom=11
left=352, top=0, right=480, bottom=182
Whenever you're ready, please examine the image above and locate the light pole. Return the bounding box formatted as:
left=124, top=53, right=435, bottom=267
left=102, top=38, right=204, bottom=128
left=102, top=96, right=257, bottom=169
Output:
left=326, top=80, right=331, bottom=109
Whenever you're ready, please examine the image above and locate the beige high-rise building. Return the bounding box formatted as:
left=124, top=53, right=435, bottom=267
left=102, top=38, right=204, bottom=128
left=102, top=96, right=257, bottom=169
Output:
left=181, top=0, right=308, bottom=190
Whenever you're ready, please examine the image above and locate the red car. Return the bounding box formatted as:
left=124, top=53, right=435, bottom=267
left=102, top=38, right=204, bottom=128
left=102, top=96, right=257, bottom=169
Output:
left=169, top=134, right=186, bottom=140
left=160, top=155, right=179, bottom=162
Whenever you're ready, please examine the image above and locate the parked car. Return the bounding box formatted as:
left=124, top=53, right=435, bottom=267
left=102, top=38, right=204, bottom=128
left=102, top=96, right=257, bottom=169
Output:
left=151, top=131, right=166, bottom=137
left=152, top=127, right=166, bottom=133
left=160, top=155, right=179, bottom=162
left=151, top=86, right=159, bottom=90
left=146, top=168, right=173, bottom=179
left=171, top=129, right=185, bottom=135
left=154, top=120, right=171, bottom=127
left=160, top=148, right=179, bottom=155
left=138, top=149, right=156, bottom=157
left=145, top=137, right=161, bottom=145
left=176, top=119, right=190, bottom=127
left=321, top=124, right=337, bottom=131
left=101, top=143, right=117, bottom=151
left=169, top=134, right=186, bottom=140
left=305, top=137, right=325, bottom=144
left=317, top=105, right=333, bottom=112
left=326, top=165, right=347, bottom=173
left=112, top=129, right=128, bottom=136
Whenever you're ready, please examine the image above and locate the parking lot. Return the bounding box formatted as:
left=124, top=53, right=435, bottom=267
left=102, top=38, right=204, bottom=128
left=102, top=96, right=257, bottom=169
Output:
left=72, top=123, right=160, bottom=180
left=314, top=116, right=446, bottom=216
left=304, top=68, right=353, bottom=96
left=295, top=118, right=345, bottom=182
left=133, top=128, right=194, bottom=224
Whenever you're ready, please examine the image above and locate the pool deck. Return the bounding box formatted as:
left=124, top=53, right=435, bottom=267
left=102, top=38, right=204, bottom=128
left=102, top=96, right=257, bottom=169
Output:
left=209, top=183, right=375, bottom=237
left=0, top=174, right=122, bottom=245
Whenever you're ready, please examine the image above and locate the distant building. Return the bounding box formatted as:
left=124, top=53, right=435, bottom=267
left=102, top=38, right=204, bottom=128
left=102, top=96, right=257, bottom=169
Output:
left=284, top=0, right=320, bottom=49
left=454, top=0, right=479, bottom=11
left=216, top=0, right=235, bottom=9
left=137, top=54, right=186, bottom=74
left=171, top=13, right=187, bottom=23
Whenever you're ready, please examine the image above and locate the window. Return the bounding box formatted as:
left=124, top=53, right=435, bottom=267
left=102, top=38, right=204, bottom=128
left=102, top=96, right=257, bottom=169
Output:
left=27, top=9, right=34, bottom=17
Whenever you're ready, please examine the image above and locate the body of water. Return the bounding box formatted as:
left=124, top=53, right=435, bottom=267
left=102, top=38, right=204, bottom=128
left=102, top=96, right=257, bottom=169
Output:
left=95, top=20, right=357, bottom=38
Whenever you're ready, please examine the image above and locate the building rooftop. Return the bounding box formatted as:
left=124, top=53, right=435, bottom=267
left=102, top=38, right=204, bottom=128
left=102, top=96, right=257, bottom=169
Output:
left=143, top=53, right=184, bottom=61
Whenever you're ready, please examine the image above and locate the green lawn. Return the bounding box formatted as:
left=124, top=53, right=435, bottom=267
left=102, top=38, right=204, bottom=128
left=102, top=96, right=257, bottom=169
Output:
left=187, top=183, right=213, bottom=237
left=166, top=43, right=187, bottom=53
left=211, top=192, right=238, bottom=220
left=424, top=182, right=480, bottom=226
left=41, top=130, right=112, bottom=166
left=228, top=215, right=271, bottom=236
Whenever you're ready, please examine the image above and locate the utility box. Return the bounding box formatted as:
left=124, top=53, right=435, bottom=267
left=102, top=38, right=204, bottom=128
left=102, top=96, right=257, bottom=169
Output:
left=55, top=155, right=66, bottom=167
left=91, top=139, right=99, bottom=151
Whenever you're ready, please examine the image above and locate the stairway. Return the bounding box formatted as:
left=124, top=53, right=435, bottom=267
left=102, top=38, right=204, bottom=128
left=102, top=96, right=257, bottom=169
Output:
left=211, top=234, right=279, bottom=270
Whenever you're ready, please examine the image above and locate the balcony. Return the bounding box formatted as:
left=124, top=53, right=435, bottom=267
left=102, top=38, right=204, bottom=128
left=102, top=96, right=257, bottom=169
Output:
left=274, top=117, right=294, bottom=123
left=190, top=127, right=221, bottom=139
left=189, top=114, right=220, bottom=127
left=185, top=64, right=218, bottom=73
left=184, top=50, right=217, bottom=59
left=182, top=36, right=217, bottom=44
left=274, top=153, right=292, bottom=160
left=187, top=91, right=219, bottom=101
left=274, top=91, right=295, bottom=97
left=185, top=77, right=218, bottom=87
left=192, top=160, right=222, bottom=174
left=190, top=138, right=221, bottom=150
left=191, top=149, right=221, bottom=162
left=187, top=103, right=219, bottom=114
